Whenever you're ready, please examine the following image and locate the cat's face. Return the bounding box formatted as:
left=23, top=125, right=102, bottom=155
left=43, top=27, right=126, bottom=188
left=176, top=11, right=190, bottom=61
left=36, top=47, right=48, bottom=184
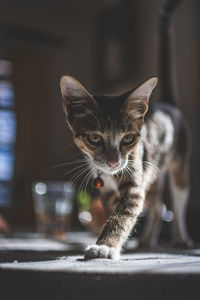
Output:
left=60, top=76, right=157, bottom=175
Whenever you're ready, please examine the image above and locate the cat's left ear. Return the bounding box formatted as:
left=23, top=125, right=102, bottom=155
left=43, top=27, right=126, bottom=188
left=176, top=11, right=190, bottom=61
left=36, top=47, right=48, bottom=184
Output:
left=60, top=76, right=97, bottom=120
left=124, top=77, right=158, bottom=118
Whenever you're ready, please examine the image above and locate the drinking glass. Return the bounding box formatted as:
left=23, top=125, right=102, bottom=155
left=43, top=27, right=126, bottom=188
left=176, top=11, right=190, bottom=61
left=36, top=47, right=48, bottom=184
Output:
left=32, top=181, right=74, bottom=240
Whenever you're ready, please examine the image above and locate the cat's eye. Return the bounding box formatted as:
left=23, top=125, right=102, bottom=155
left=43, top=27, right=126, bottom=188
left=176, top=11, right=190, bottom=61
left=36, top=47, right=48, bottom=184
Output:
left=121, top=134, right=136, bottom=146
left=87, top=134, right=103, bottom=146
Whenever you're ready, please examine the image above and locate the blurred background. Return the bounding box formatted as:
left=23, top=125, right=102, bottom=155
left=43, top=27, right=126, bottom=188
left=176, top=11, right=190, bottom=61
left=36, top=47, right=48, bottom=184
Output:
left=0, top=0, right=199, bottom=241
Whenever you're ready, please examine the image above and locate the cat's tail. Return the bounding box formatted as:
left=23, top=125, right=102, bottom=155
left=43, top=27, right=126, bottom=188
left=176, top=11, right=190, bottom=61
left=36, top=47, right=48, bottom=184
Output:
left=159, top=0, right=183, bottom=105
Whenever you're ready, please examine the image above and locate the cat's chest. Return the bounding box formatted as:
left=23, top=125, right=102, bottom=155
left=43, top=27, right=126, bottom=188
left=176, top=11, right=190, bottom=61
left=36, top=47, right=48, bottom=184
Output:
left=100, top=173, right=118, bottom=191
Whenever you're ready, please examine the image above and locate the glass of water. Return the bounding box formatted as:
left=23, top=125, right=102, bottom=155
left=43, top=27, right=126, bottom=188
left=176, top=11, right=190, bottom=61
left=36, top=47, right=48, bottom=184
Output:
left=32, top=181, right=74, bottom=240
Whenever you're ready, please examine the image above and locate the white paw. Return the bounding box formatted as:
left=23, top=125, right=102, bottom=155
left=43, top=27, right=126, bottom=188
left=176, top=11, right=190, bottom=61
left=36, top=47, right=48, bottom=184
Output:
left=84, top=245, right=120, bottom=260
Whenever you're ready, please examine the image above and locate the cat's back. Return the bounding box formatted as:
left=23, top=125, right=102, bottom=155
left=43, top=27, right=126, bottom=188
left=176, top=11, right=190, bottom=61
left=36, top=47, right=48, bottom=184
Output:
left=142, top=102, right=190, bottom=158
left=145, top=102, right=188, bottom=134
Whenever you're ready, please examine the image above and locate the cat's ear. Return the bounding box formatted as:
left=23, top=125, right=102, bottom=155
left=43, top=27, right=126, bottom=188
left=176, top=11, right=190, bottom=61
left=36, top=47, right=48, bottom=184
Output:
left=124, top=77, right=158, bottom=118
left=60, top=76, right=97, bottom=120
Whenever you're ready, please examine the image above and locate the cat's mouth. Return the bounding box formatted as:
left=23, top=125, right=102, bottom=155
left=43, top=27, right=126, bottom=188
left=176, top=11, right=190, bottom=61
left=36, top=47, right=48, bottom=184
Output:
left=93, top=160, right=127, bottom=175
left=84, top=154, right=128, bottom=175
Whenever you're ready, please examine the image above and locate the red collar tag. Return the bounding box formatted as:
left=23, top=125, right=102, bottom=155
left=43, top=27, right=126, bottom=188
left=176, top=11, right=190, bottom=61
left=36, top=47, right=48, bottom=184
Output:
left=93, top=175, right=104, bottom=188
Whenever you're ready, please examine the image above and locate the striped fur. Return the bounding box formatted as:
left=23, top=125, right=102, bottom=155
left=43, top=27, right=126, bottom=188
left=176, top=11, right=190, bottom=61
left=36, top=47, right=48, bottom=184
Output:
left=60, top=74, right=192, bottom=259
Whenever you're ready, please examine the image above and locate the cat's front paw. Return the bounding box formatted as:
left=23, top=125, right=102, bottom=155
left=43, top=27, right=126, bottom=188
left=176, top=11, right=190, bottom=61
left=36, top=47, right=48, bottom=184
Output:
left=84, top=245, right=120, bottom=260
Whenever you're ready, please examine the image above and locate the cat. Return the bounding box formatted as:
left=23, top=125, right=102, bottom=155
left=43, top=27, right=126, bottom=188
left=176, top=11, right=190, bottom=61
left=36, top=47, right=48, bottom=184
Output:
left=60, top=0, right=192, bottom=259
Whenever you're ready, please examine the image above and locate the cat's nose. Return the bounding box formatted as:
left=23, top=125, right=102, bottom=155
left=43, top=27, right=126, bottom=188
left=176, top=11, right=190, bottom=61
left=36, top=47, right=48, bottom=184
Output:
left=107, top=160, right=119, bottom=168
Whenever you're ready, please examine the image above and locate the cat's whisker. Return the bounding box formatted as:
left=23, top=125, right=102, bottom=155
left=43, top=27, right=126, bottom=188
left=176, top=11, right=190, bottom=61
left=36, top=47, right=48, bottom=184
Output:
left=126, top=165, right=135, bottom=181
left=81, top=171, right=90, bottom=193
left=142, top=161, right=160, bottom=173
left=67, top=165, right=90, bottom=189
left=61, top=162, right=88, bottom=177
left=128, top=159, right=158, bottom=176
left=143, top=161, right=160, bottom=169
left=47, top=159, right=88, bottom=172
left=127, top=161, right=142, bottom=175
left=116, top=172, right=122, bottom=184
left=119, top=164, right=133, bottom=182
left=77, top=166, right=92, bottom=194
left=77, top=162, right=90, bottom=192
left=82, top=168, right=93, bottom=193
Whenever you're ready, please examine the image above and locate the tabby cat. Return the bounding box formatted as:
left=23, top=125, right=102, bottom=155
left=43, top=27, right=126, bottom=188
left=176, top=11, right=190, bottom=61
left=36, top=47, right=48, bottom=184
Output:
left=60, top=0, right=192, bottom=259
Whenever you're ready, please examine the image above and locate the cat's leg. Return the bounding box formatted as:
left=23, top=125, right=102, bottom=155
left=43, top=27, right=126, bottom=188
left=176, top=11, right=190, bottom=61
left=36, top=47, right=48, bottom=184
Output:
left=85, top=183, right=145, bottom=259
left=169, top=159, right=193, bottom=247
left=139, top=172, right=166, bottom=248
left=84, top=143, right=155, bottom=259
